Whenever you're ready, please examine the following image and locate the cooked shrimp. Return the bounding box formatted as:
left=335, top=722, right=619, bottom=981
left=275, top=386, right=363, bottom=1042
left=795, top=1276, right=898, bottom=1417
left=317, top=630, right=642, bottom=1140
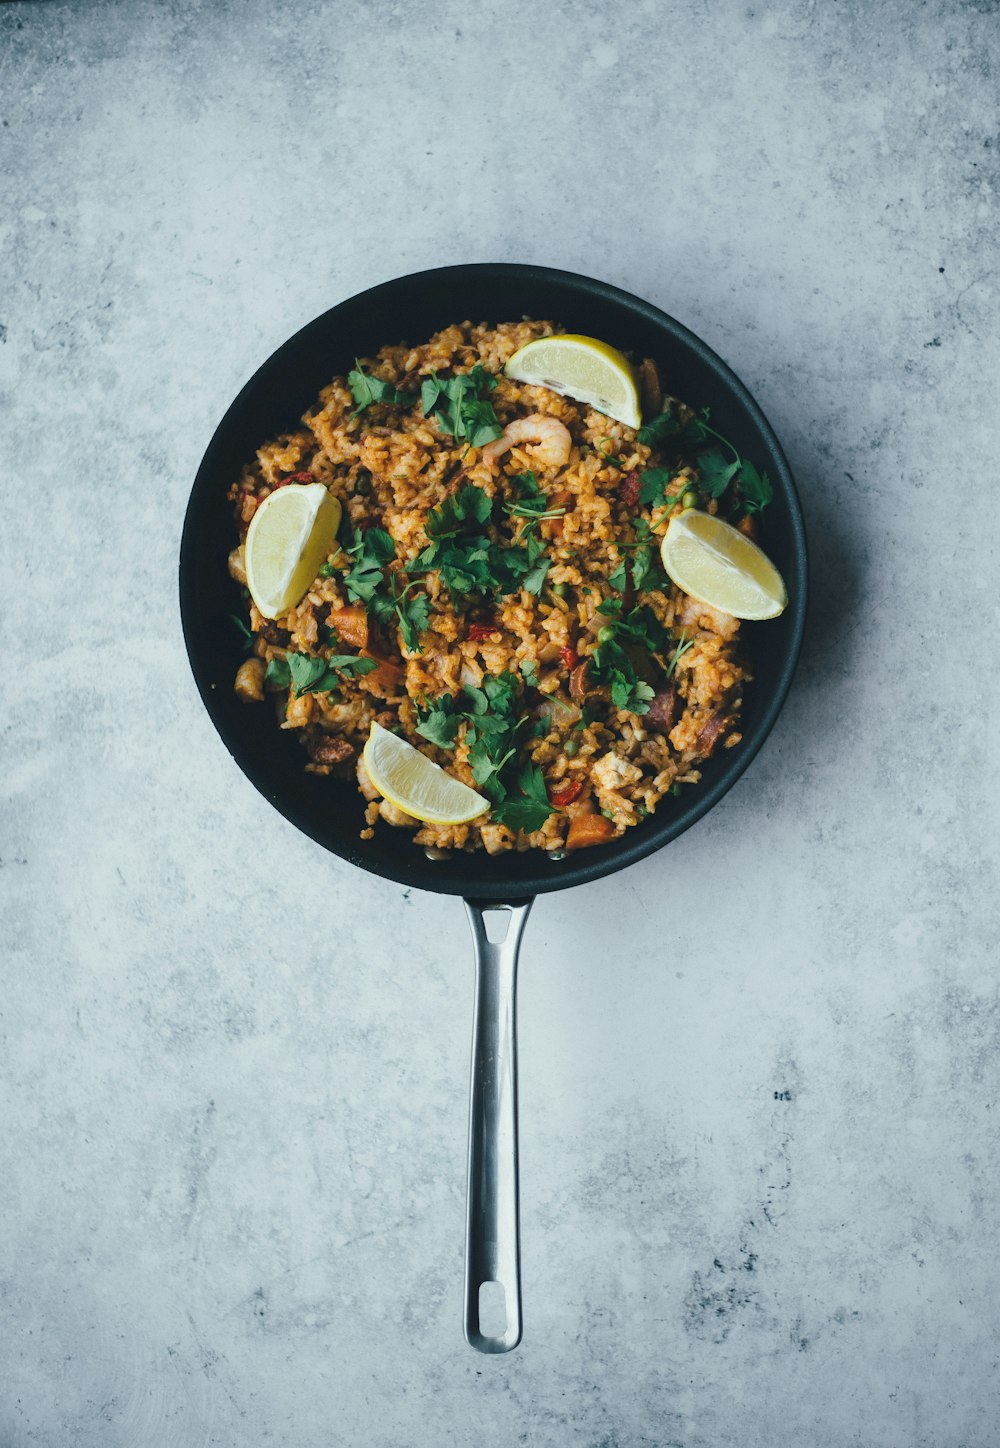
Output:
left=676, top=593, right=740, bottom=642
left=481, top=414, right=572, bottom=470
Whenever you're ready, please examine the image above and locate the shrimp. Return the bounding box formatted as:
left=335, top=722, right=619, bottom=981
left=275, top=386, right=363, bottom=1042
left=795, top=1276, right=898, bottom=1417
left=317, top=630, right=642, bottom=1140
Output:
left=675, top=593, right=740, bottom=642
left=481, top=414, right=572, bottom=470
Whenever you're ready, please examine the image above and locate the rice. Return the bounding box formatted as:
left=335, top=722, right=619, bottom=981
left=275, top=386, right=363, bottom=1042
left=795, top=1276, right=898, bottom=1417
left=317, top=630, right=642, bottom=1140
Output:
left=227, top=320, right=751, bottom=854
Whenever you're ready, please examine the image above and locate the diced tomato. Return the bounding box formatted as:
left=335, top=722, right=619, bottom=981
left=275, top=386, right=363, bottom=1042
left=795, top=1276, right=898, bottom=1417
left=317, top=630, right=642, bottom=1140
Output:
left=468, top=623, right=497, bottom=643
left=559, top=645, right=579, bottom=670
left=619, top=470, right=641, bottom=507
left=550, top=779, right=584, bottom=808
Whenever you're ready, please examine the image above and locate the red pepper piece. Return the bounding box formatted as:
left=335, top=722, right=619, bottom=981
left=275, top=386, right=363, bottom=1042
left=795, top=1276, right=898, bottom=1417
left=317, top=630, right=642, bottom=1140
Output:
left=559, top=645, right=579, bottom=670
left=551, top=779, right=584, bottom=808
left=468, top=623, right=497, bottom=643
left=619, top=469, right=641, bottom=507
left=275, top=470, right=315, bottom=488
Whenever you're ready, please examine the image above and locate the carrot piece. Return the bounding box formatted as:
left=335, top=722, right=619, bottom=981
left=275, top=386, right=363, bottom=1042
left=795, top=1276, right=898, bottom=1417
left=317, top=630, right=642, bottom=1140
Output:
left=566, top=813, right=615, bottom=850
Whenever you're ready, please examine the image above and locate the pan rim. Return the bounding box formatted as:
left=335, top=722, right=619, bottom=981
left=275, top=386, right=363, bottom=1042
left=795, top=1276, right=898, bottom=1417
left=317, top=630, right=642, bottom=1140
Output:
left=179, top=262, right=808, bottom=899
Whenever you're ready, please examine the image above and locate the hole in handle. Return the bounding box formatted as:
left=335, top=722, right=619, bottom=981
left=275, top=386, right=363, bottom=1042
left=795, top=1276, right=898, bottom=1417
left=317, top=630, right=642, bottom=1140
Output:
left=478, top=1280, right=508, bottom=1337
left=481, top=907, right=513, bottom=946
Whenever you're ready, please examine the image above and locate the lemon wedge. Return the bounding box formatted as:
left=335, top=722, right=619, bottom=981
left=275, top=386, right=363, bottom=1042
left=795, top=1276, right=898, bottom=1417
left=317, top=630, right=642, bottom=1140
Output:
left=245, top=482, right=342, bottom=619
left=363, top=722, right=489, bottom=825
left=505, top=334, right=642, bottom=429
left=660, top=510, right=787, bottom=620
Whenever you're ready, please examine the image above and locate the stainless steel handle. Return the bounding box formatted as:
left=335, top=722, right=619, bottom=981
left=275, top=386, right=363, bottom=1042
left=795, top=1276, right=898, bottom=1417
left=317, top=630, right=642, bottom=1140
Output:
left=462, top=897, right=533, bottom=1353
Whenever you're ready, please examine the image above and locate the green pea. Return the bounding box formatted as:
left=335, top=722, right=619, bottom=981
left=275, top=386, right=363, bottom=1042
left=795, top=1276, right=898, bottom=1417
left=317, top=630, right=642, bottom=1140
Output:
left=552, top=582, right=568, bottom=598
left=355, top=475, right=372, bottom=496
left=563, top=738, right=579, bottom=757
left=682, top=491, right=698, bottom=509
left=597, top=625, right=616, bottom=644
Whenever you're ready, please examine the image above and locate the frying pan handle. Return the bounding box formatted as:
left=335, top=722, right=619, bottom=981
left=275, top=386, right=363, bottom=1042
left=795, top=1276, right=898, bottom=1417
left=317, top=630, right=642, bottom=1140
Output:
left=462, top=897, right=534, bottom=1353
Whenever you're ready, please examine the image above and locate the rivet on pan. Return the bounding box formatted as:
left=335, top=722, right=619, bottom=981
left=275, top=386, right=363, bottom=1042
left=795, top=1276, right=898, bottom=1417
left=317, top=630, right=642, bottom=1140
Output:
left=424, top=847, right=451, bottom=861
left=546, top=850, right=567, bottom=862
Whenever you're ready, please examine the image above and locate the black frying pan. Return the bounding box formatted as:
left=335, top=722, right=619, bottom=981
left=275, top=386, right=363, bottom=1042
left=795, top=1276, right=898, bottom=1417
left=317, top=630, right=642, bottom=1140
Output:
left=179, top=263, right=808, bottom=1353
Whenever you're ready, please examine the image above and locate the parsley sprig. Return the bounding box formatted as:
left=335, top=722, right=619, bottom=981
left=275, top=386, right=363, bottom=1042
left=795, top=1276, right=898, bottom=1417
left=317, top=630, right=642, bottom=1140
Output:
left=637, top=403, right=773, bottom=515
left=665, top=630, right=694, bottom=680
left=421, top=365, right=503, bottom=448
left=588, top=599, right=669, bottom=715
left=327, top=524, right=430, bottom=653
left=347, top=362, right=417, bottom=416
left=608, top=518, right=669, bottom=594
left=415, top=671, right=554, bottom=834
left=412, top=482, right=551, bottom=599
left=265, top=650, right=377, bottom=695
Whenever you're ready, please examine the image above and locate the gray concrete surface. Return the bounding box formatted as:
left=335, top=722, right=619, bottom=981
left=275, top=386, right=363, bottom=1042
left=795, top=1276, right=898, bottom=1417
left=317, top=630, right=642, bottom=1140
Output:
left=2, top=1, right=999, bottom=1444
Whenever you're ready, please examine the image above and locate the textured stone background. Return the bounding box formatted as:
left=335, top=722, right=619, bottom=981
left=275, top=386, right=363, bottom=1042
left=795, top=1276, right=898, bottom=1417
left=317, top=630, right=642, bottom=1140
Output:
left=2, top=1, right=999, bottom=1444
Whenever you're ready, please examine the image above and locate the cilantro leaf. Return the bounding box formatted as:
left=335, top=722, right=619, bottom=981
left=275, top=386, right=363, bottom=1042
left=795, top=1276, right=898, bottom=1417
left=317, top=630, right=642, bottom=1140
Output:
left=491, top=763, right=553, bottom=834
left=288, top=650, right=375, bottom=694
left=231, top=614, right=254, bottom=653
left=520, top=658, right=539, bottom=688
left=415, top=693, right=462, bottom=749
left=415, top=482, right=552, bottom=600
left=609, top=558, right=628, bottom=591
left=631, top=545, right=663, bottom=593
left=665, top=630, right=694, bottom=680
left=425, top=483, right=493, bottom=539
left=264, top=655, right=291, bottom=688
left=738, top=459, right=774, bottom=513
left=344, top=526, right=397, bottom=602
left=421, top=367, right=502, bottom=446
left=348, top=363, right=417, bottom=415
left=637, top=467, right=676, bottom=508
left=396, top=585, right=430, bottom=652
left=637, top=404, right=686, bottom=448
left=463, top=399, right=505, bottom=448
left=697, top=448, right=740, bottom=499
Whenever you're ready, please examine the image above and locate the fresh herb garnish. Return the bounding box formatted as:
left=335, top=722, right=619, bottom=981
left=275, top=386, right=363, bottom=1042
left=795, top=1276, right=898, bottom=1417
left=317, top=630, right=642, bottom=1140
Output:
left=414, top=482, right=551, bottom=599
left=665, top=630, right=694, bottom=679
left=637, top=402, right=688, bottom=448
left=369, top=573, right=431, bottom=653
left=737, top=458, right=774, bottom=513
left=629, top=518, right=669, bottom=593
left=287, top=650, right=377, bottom=695
left=519, top=658, right=540, bottom=688
left=697, top=449, right=741, bottom=500
left=414, top=691, right=463, bottom=749
left=265, top=655, right=291, bottom=689
left=337, top=525, right=430, bottom=652
left=588, top=602, right=669, bottom=715
left=637, top=467, right=689, bottom=511
left=343, top=526, right=396, bottom=602
left=414, top=671, right=554, bottom=833
left=639, top=403, right=773, bottom=515
left=424, top=483, right=493, bottom=539
left=421, top=365, right=503, bottom=447
left=231, top=614, right=254, bottom=652
left=347, top=362, right=417, bottom=416
left=491, top=762, right=553, bottom=833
